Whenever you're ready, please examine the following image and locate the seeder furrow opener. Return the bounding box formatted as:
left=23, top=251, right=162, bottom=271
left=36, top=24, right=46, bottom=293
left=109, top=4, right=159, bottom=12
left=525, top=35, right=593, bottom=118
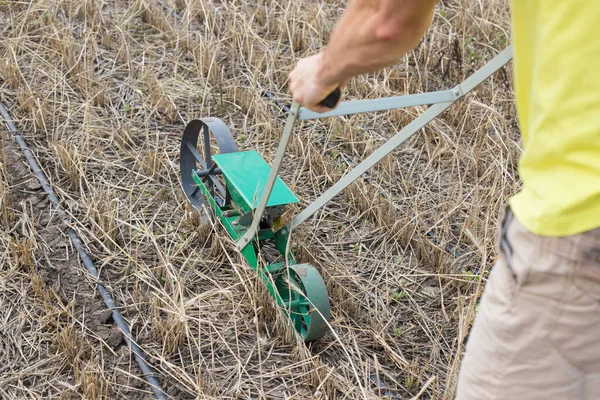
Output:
left=180, top=46, right=512, bottom=341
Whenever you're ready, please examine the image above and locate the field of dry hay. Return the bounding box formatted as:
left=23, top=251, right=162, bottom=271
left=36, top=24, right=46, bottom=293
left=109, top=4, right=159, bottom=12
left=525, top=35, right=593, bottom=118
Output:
left=0, top=0, right=520, bottom=398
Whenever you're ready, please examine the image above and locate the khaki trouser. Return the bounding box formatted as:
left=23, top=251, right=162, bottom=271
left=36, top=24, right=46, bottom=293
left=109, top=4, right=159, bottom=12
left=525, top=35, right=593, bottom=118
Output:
left=456, top=208, right=600, bottom=399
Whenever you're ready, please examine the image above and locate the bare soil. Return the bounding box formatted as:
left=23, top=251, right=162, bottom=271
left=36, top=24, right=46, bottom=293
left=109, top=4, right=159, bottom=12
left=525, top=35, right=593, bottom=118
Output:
left=1, top=99, right=152, bottom=398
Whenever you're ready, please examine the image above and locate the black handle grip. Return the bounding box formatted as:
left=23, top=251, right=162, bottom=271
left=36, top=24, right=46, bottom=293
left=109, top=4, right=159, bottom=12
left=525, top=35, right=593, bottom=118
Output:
left=319, top=88, right=341, bottom=109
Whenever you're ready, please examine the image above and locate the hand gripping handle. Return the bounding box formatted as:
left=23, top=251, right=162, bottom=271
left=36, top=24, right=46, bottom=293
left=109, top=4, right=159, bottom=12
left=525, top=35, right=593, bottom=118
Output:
left=319, top=88, right=341, bottom=109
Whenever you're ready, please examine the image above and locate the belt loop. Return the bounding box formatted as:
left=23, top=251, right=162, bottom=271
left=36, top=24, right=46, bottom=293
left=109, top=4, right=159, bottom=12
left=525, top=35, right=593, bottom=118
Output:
left=501, top=208, right=514, bottom=241
left=500, top=207, right=516, bottom=279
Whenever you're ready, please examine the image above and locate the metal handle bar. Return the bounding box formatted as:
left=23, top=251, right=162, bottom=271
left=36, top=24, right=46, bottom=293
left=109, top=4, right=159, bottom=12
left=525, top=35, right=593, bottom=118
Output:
left=299, top=89, right=460, bottom=121
left=236, top=45, right=513, bottom=250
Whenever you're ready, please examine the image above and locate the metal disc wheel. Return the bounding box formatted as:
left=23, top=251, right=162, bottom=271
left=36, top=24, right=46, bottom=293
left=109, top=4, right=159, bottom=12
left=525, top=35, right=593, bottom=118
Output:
left=276, top=263, right=331, bottom=342
left=179, top=118, right=237, bottom=219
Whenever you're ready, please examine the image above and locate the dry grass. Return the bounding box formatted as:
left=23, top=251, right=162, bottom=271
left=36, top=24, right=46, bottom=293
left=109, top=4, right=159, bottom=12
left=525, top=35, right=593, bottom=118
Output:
left=0, top=0, right=519, bottom=398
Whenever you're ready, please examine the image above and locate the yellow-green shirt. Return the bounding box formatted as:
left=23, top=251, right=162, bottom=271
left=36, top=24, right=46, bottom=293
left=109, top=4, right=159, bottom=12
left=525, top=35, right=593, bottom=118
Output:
left=509, top=0, right=600, bottom=236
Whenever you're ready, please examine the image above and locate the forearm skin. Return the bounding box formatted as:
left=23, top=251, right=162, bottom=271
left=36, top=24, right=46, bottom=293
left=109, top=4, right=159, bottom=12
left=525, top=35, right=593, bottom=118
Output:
left=318, top=0, right=437, bottom=86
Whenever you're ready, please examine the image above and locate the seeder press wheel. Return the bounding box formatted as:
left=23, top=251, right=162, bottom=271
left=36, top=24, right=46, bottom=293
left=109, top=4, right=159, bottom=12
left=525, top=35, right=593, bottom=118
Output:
left=179, top=118, right=331, bottom=341
left=275, top=264, right=331, bottom=342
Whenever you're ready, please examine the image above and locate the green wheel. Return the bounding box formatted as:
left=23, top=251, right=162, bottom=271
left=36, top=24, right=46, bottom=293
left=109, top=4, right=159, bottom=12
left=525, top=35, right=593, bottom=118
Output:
left=275, top=263, right=331, bottom=342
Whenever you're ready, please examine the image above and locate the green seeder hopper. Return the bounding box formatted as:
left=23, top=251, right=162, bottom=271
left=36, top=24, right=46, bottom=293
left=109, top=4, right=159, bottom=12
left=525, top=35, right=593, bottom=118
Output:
left=179, top=46, right=513, bottom=341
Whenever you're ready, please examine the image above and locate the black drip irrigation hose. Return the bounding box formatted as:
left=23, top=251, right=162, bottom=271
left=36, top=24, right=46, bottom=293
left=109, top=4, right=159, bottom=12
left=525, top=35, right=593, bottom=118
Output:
left=0, top=101, right=167, bottom=400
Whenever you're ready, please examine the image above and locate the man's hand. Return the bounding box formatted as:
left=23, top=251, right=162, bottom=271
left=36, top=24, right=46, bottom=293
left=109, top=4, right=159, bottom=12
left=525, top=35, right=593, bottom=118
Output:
left=289, top=0, right=437, bottom=113
left=288, top=53, right=340, bottom=113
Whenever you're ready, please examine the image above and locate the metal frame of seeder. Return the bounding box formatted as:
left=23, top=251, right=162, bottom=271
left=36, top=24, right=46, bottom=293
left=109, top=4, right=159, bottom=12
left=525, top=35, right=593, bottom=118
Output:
left=179, top=46, right=513, bottom=341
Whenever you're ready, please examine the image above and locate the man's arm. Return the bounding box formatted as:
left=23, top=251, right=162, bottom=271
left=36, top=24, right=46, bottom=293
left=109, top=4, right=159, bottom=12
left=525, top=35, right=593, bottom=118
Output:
left=289, top=0, right=438, bottom=112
